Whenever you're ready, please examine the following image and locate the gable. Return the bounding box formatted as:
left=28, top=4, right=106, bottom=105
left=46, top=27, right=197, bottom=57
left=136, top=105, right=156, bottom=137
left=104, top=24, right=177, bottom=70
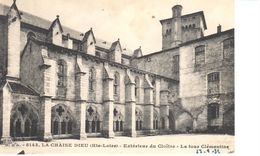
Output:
left=49, top=16, right=63, bottom=33
left=114, top=43, right=121, bottom=53
left=133, top=47, right=143, bottom=58
left=82, top=29, right=96, bottom=44
left=110, top=40, right=122, bottom=52
left=7, top=1, right=21, bottom=20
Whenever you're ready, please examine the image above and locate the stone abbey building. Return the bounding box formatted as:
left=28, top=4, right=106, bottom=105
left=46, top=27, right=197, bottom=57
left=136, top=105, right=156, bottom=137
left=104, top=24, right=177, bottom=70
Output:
left=0, top=1, right=234, bottom=143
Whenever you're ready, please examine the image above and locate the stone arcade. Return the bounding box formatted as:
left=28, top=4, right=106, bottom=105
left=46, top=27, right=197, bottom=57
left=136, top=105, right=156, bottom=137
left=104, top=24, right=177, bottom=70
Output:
left=0, top=1, right=234, bottom=144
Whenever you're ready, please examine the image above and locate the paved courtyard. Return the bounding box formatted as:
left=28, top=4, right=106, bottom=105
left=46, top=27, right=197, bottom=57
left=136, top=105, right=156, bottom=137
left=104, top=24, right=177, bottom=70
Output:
left=0, top=134, right=234, bottom=154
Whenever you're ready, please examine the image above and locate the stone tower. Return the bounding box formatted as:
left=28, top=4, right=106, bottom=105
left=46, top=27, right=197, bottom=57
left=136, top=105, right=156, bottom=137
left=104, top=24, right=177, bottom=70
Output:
left=161, top=5, right=183, bottom=50
left=160, top=5, right=207, bottom=50
left=171, top=5, right=183, bottom=48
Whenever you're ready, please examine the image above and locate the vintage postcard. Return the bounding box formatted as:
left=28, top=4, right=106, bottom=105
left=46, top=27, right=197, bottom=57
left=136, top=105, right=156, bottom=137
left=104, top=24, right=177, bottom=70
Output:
left=0, top=0, right=234, bottom=154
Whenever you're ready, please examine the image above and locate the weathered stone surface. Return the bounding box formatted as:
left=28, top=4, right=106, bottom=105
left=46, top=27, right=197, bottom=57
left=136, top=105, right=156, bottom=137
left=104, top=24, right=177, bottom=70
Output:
left=0, top=2, right=234, bottom=143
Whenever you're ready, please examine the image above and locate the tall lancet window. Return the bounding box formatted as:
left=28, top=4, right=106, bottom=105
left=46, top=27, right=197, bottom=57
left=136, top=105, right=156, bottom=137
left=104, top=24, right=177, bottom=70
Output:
left=114, top=72, right=120, bottom=101
left=152, top=79, right=156, bottom=105
left=57, top=59, right=67, bottom=98
left=135, top=76, right=140, bottom=102
left=88, top=67, right=96, bottom=101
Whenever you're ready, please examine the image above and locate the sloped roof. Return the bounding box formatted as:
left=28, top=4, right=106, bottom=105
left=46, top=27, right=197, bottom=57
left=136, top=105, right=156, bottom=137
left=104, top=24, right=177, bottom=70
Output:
left=96, top=38, right=112, bottom=50
left=48, top=16, right=63, bottom=32
left=110, top=40, right=120, bottom=51
left=0, top=3, right=134, bottom=56
left=133, top=47, right=143, bottom=57
left=95, top=38, right=132, bottom=55
left=8, top=82, right=39, bottom=96
left=122, top=47, right=133, bottom=56
left=82, top=28, right=96, bottom=43
left=29, top=37, right=179, bottom=83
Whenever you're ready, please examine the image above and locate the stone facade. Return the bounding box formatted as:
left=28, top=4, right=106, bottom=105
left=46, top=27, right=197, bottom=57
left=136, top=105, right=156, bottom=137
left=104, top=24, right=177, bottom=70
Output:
left=0, top=2, right=234, bottom=144
left=160, top=5, right=207, bottom=49
left=131, top=48, right=179, bottom=80
left=132, top=6, right=234, bottom=134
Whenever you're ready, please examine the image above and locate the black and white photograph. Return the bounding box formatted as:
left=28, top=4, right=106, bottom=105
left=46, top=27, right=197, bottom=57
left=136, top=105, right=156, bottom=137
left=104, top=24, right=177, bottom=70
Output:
left=1, top=0, right=256, bottom=154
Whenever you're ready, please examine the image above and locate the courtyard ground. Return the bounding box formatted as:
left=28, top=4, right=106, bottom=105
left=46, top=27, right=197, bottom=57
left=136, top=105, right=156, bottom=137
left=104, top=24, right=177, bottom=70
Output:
left=0, top=134, right=234, bottom=154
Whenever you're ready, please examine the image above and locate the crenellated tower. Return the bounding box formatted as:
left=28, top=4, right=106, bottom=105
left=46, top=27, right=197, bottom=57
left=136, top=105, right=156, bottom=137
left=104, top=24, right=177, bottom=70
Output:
left=160, top=5, right=207, bottom=49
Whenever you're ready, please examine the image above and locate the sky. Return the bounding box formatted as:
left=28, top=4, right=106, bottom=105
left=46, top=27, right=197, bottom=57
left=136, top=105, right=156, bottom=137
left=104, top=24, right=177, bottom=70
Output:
left=1, top=0, right=234, bottom=55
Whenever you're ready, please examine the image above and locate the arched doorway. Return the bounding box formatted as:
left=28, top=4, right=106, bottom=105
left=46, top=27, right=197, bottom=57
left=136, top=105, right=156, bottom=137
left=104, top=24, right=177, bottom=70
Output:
left=51, top=104, right=74, bottom=136
left=10, top=103, right=39, bottom=138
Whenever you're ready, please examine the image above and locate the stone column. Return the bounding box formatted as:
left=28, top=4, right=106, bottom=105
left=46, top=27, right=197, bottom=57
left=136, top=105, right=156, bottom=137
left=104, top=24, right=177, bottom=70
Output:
left=193, top=119, right=198, bottom=131
left=6, top=1, right=21, bottom=79
left=75, top=101, right=87, bottom=139
left=175, top=120, right=179, bottom=131
left=102, top=74, right=114, bottom=138
left=74, top=60, right=87, bottom=139
left=0, top=84, right=12, bottom=144
left=143, top=85, right=154, bottom=134
left=160, top=90, right=170, bottom=130
left=125, top=72, right=136, bottom=137
left=39, top=96, right=53, bottom=142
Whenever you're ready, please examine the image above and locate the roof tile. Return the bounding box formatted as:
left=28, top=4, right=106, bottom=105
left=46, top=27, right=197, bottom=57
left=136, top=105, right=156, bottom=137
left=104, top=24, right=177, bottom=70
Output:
left=0, top=3, right=134, bottom=56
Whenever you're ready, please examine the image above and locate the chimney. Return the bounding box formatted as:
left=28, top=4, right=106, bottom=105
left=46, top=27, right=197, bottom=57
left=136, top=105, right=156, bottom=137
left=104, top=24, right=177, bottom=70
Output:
left=217, top=24, right=222, bottom=33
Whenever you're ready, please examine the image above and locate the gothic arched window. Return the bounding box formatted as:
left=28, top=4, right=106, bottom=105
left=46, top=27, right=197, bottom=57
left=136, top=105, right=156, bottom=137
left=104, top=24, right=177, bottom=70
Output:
left=57, top=60, right=67, bottom=87
left=89, top=67, right=96, bottom=101
left=152, top=78, right=156, bottom=105
left=169, top=29, right=172, bottom=34
left=135, top=109, right=143, bottom=131
left=113, top=108, right=124, bottom=132
left=51, top=104, right=74, bottom=135
left=57, top=60, right=67, bottom=98
left=113, top=72, right=120, bottom=101
left=53, top=119, right=59, bottom=135
left=89, top=68, right=95, bottom=91
left=85, top=106, right=101, bottom=133
left=10, top=103, right=39, bottom=138
left=135, top=76, right=140, bottom=102
left=153, top=110, right=159, bottom=130
left=14, top=119, right=22, bottom=137
left=165, top=29, right=169, bottom=37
